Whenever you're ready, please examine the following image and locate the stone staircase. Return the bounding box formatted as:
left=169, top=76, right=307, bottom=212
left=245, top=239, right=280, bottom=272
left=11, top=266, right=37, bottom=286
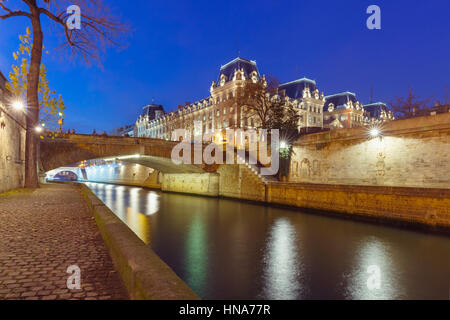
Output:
left=233, top=148, right=279, bottom=185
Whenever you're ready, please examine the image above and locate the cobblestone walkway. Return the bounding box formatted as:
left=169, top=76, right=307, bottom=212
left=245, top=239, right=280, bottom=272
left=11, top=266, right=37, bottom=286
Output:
left=0, top=183, right=128, bottom=300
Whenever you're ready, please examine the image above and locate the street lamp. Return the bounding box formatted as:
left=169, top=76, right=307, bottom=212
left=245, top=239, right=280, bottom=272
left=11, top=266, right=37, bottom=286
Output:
left=369, top=128, right=380, bottom=138
left=35, top=125, right=43, bottom=133
left=12, top=100, right=24, bottom=111
left=58, top=111, right=64, bottom=133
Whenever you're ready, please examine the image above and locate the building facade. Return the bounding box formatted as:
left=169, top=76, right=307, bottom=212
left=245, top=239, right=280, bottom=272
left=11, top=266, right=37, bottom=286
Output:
left=135, top=56, right=393, bottom=142
left=0, top=69, right=26, bottom=193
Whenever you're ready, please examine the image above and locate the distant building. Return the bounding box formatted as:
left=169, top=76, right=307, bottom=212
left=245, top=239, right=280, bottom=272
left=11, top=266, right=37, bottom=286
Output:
left=111, top=124, right=136, bottom=137
left=364, top=102, right=395, bottom=124
left=134, top=56, right=394, bottom=140
left=279, top=78, right=325, bottom=130
left=135, top=103, right=165, bottom=137
left=323, top=93, right=394, bottom=129
left=323, top=92, right=365, bottom=129
left=134, top=57, right=326, bottom=143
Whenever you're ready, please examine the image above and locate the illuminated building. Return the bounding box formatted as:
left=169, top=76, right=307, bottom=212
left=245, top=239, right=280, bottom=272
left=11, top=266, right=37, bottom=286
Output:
left=323, top=93, right=394, bottom=130
left=135, top=57, right=393, bottom=139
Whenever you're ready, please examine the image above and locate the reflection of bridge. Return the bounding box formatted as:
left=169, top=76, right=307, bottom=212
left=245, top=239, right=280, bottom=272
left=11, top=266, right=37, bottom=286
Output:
left=39, top=134, right=215, bottom=173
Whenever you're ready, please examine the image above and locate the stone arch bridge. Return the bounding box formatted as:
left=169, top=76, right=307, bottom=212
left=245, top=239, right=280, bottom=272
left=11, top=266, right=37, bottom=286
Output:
left=39, top=133, right=277, bottom=201
left=39, top=134, right=217, bottom=173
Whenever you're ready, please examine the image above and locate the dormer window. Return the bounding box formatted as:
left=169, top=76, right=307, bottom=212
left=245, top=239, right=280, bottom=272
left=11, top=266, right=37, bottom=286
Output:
left=250, top=71, right=258, bottom=83
left=220, top=74, right=227, bottom=86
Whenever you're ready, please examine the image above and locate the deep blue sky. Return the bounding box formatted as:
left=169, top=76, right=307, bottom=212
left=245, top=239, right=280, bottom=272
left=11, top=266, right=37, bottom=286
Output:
left=0, top=0, right=449, bottom=133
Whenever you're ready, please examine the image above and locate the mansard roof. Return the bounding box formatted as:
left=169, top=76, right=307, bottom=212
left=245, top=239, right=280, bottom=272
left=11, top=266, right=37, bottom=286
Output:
left=218, top=57, right=259, bottom=83
left=279, top=78, right=317, bottom=99
left=324, top=91, right=358, bottom=110
left=364, top=102, right=390, bottom=118
left=141, top=103, right=165, bottom=119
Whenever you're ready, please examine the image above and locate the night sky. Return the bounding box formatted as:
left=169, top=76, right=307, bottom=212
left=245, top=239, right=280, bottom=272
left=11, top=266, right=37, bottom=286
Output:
left=0, top=0, right=449, bottom=133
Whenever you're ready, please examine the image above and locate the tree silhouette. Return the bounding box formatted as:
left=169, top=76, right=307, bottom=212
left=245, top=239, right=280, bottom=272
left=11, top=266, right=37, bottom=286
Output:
left=236, top=75, right=300, bottom=132
left=0, top=0, right=129, bottom=187
left=389, top=86, right=431, bottom=118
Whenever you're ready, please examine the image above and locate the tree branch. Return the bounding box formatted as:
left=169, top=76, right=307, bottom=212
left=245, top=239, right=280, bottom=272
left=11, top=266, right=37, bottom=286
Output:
left=0, top=2, right=31, bottom=19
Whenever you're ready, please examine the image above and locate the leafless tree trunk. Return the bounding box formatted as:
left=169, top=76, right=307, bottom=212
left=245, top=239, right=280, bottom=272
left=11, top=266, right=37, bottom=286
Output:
left=1, top=0, right=129, bottom=188
left=24, top=5, right=43, bottom=187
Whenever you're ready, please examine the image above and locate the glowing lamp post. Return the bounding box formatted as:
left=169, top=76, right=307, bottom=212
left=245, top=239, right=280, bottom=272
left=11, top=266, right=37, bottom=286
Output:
left=35, top=125, right=44, bottom=133
left=12, top=100, right=25, bottom=111
left=58, top=111, right=64, bottom=133
left=369, top=128, right=380, bottom=137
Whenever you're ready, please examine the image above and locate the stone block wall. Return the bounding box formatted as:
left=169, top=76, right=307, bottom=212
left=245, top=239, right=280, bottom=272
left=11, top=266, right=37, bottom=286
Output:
left=267, top=182, right=450, bottom=229
left=0, top=106, right=26, bottom=193
left=217, top=164, right=266, bottom=202
left=289, top=113, right=450, bottom=189
left=161, top=173, right=219, bottom=196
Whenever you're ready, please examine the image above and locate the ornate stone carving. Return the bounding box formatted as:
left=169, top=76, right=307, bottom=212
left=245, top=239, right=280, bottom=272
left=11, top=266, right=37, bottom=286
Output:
left=375, top=152, right=386, bottom=177
left=250, top=71, right=258, bottom=83
left=303, top=87, right=311, bottom=98
left=220, top=74, right=227, bottom=86
left=346, top=100, right=353, bottom=109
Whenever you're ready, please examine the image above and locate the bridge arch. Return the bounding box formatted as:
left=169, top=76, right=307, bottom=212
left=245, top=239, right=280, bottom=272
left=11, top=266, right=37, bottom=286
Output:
left=39, top=134, right=214, bottom=174
left=45, top=167, right=80, bottom=181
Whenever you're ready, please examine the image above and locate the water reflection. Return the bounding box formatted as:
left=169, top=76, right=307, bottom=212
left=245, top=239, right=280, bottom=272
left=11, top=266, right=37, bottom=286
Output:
left=115, top=186, right=126, bottom=220
left=127, top=207, right=150, bottom=245
left=344, top=237, right=399, bottom=300
left=261, top=218, right=303, bottom=299
left=85, top=182, right=450, bottom=300
left=146, top=192, right=159, bottom=216
left=185, top=214, right=208, bottom=295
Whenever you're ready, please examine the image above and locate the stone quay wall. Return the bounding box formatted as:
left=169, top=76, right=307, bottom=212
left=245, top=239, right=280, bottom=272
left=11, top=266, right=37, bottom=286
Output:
left=288, top=112, right=450, bottom=189
left=267, top=182, right=450, bottom=229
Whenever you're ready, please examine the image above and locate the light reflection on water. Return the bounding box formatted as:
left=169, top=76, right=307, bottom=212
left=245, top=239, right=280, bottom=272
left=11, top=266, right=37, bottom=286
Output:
left=260, top=218, right=303, bottom=299
left=85, top=182, right=450, bottom=300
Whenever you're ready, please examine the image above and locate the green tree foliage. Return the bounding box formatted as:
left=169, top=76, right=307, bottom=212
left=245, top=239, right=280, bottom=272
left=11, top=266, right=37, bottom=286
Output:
left=6, top=28, right=65, bottom=138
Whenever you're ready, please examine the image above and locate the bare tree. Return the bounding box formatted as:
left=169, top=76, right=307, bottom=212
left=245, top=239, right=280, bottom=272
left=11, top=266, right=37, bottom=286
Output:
left=389, top=86, right=431, bottom=119
left=0, top=0, right=129, bottom=187
left=236, top=75, right=299, bottom=132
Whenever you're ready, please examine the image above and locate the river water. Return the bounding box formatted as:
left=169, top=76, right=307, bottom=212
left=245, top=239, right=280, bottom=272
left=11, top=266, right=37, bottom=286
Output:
left=85, top=182, right=450, bottom=300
